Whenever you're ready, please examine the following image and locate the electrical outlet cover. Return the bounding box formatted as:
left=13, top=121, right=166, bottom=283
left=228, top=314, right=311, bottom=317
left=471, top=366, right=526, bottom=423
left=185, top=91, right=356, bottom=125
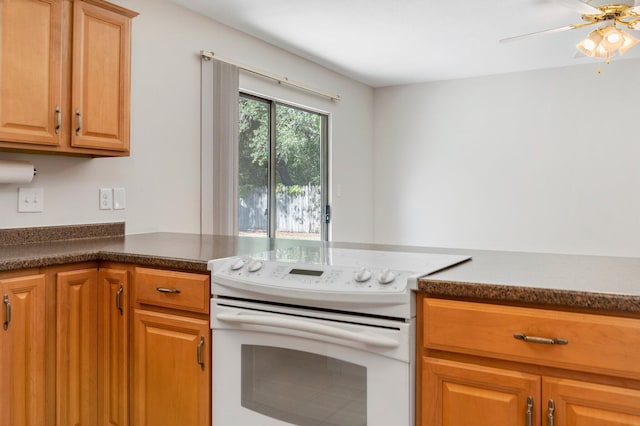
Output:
left=99, top=188, right=113, bottom=210
left=113, top=187, right=126, bottom=210
left=18, top=187, right=44, bottom=212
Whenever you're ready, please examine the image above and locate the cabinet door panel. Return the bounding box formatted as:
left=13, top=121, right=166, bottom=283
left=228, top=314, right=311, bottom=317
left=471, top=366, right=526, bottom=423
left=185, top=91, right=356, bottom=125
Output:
left=56, top=268, right=98, bottom=426
left=133, top=309, right=210, bottom=426
left=98, top=268, right=129, bottom=426
left=423, top=357, right=541, bottom=426
left=0, top=0, right=61, bottom=145
left=543, top=377, right=640, bottom=426
left=0, top=275, right=46, bottom=426
left=71, top=0, right=131, bottom=151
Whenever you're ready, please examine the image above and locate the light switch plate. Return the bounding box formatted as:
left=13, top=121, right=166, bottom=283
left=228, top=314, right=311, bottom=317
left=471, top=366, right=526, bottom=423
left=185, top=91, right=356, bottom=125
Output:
left=99, top=188, right=113, bottom=210
left=18, top=187, right=44, bottom=212
left=113, top=187, right=125, bottom=210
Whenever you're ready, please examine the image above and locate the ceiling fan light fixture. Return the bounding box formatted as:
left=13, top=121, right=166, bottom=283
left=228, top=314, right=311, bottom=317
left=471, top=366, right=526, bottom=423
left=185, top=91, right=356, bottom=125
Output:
left=575, top=23, right=638, bottom=59
left=600, top=25, right=624, bottom=51
left=595, top=43, right=613, bottom=58
left=618, top=30, right=639, bottom=56
left=576, top=29, right=603, bottom=57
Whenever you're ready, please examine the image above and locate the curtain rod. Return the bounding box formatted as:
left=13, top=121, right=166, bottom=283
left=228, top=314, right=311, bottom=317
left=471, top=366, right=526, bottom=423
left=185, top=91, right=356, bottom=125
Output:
left=200, top=50, right=341, bottom=102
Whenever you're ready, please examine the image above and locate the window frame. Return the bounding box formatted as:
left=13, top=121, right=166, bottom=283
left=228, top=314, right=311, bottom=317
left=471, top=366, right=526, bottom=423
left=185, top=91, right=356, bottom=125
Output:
left=239, top=91, right=330, bottom=241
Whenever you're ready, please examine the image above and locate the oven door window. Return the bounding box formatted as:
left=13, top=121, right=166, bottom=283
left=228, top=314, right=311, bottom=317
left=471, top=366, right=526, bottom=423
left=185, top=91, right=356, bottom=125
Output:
left=241, top=345, right=366, bottom=426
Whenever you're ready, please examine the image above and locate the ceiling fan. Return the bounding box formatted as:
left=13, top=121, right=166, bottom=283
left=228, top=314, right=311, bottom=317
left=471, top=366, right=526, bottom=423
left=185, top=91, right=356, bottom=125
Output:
left=501, top=0, right=640, bottom=60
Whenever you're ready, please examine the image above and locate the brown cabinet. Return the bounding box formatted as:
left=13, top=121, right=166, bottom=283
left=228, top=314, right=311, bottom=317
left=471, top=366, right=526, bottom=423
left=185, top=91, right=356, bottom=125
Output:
left=423, top=357, right=540, bottom=426
left=132, top=268, right=211, bottom=426
left=0, top=0, right=137, bottom=156
left=418, top=296, right=640, bottom=425
left=0, top=273, right=46, bottom=426
left=52, top=264, right=132, bottom=426
left=98, top=267, right=130, bottom=426
left=56, top=267, right=98, bottom=425
left=0, top=0, right=63, bottom=147
left=0, top=261, right=209, bottom=425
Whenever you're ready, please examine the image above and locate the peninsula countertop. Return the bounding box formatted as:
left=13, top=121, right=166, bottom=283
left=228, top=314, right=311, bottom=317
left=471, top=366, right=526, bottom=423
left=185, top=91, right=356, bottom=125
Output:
left=1, top=224, right=639, bottom=314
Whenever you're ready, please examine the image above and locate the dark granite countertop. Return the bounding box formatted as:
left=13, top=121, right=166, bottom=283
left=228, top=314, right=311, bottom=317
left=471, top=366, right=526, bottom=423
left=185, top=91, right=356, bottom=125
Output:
left=1, top=223, right=639, bottom=314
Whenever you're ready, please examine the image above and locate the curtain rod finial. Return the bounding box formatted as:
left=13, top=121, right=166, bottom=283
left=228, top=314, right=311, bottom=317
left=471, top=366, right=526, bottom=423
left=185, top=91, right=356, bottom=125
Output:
left=200, top=50, right=214, bottom=61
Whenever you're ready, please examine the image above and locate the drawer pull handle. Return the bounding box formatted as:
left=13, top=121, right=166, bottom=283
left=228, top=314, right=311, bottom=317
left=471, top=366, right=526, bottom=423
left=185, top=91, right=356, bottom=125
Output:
left=3, top=295, right=10, bottom=330
left=115, top=285, right=124, bottom=316
left=156, top=287, right=181, bottom=294
left=514, top=333, right=568, bottom=345
left=548, top=399, right=555, bottom=426
left=526, top=396, right=533, bottom=426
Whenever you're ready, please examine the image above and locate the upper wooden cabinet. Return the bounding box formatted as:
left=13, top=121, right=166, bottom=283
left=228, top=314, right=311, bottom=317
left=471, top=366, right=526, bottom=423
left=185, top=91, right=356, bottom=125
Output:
left=0, top=0, right=137, bottom=156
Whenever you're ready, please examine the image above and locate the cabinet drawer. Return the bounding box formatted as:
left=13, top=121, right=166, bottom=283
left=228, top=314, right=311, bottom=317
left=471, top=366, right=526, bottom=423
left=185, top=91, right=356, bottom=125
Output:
left=134, top=268, right=209, bottom=314
left=423, top=298, right=640, bottom=379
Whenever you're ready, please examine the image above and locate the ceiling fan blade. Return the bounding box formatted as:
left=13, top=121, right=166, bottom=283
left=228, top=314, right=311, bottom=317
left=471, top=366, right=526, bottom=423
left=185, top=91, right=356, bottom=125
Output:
left=500, top=25, right=576, bottom=43
left=552, top=0, right=603, bottom=15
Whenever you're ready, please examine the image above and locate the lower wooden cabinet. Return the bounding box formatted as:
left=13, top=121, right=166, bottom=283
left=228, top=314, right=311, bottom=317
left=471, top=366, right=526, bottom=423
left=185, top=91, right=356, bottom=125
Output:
left=543, top=377, right=640, bottom=425
left=54, top=264, right=130, bottom=426
left=0, top=273, right=46, bottom=426
left=423, top=357, right=640, bottom=425
left=98, top=268, right=130, bottom=426
left=132, top=309, right=210, bottom=426
left=131, top=267, right=211, bottom=426
left=418, top=296, right=640, bottom=426
left=423, top=357, right=539, bottom=426
left=2, top=263, right=208, bottom=426
left=56, top=268, right=98, bottom=426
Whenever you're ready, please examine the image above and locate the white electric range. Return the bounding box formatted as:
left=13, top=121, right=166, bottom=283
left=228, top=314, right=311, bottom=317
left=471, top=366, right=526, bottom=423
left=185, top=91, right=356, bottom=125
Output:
left=208, top=246, right=470, bottom=426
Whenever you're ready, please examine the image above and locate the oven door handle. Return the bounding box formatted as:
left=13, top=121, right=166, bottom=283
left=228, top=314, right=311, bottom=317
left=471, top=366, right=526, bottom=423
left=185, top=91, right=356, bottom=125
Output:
left=216, top=312, right=399, bottom=348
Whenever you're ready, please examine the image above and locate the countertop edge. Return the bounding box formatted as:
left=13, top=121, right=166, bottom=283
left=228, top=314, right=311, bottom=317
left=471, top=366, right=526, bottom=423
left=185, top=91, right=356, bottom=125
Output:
left=418, top=278, right=640, bottom=315
left=0, top=250, right=209, bottom=274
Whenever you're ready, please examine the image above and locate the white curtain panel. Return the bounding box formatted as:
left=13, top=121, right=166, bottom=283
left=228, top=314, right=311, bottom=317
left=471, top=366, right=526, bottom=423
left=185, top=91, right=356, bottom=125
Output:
left=201, top=57, right=239, bottom=235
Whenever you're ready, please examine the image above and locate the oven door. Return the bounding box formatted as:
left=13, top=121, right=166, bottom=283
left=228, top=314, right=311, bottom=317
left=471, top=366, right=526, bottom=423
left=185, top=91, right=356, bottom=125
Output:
left=211, top=298, right=414, bottom=426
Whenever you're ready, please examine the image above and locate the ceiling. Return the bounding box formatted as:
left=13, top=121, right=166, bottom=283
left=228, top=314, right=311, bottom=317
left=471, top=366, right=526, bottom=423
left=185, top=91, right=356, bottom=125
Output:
left=168, top=0, right=640, bottom=87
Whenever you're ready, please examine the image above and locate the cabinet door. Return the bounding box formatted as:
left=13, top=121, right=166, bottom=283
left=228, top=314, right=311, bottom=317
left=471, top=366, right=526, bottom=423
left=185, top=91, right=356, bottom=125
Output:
left=98, top=268, right=129, bottom=426
left=423, top=357, right=541, bottom=426
left=133, top=309, right=210, bottom=426
left=543, top=377, right=640, bottom=425
left=71, top=0, right=131, bottom=152
left=0, top=0, right=62, bottom=146
left=56, top=268, right=98, bottom=426
left=0, top=275, right=46, bottom=426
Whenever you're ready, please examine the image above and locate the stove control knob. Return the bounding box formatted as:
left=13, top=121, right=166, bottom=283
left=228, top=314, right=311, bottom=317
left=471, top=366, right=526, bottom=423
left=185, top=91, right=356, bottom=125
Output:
left=230, top=258, right=245, bottom=271
left=353, top=267, right=372, bottom=283
left=247, top=259, right=264, bottom=273
left=378, top=269, right=396, bottom=285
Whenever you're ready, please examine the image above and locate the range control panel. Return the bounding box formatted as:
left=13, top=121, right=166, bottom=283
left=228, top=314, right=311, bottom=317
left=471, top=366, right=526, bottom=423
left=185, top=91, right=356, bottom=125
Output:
left=214, top=256, right=413, bottom=294
left=209, top=248, right=471, bottom=308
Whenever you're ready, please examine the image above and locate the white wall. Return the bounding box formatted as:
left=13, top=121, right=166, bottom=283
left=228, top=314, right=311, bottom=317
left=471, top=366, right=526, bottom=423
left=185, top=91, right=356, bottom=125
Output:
left=0, top=0, right=375, bottom=242
left=373, top=59, right=640, bottom=257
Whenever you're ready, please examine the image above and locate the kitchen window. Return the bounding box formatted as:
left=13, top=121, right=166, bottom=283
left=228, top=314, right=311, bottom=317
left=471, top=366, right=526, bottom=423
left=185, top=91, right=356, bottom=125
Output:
left=238, top=93, right=329, bottom=240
